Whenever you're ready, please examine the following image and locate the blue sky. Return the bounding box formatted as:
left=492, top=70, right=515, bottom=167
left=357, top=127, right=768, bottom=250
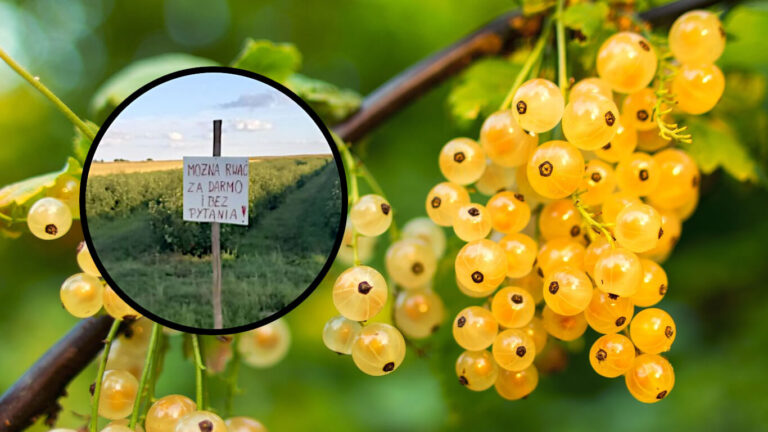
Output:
left=94, top=72, right=332, bottom=161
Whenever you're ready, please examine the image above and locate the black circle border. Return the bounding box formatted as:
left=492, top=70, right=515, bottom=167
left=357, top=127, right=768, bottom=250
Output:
left=79, top=66, right=348, bottom=335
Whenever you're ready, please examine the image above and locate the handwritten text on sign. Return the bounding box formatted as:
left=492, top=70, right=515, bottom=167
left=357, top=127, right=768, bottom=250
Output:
left=183, top=156, right=249, bottom=225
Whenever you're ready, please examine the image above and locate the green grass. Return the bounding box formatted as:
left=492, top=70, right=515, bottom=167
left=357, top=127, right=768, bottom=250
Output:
left=88, top=159, right=342, bottom=329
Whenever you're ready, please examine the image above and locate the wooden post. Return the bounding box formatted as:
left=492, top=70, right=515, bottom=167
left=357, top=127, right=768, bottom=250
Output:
left=211, top=120, right=223, bottom=329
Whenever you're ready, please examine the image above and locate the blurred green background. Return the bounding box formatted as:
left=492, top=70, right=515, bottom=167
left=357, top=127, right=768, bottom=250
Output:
left=1, top=0, right=768, bottom=431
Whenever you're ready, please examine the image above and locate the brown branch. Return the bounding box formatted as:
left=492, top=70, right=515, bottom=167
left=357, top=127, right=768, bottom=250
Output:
left=0, top=0, right=735, bottom=429
left=0, top=316, right=117, bottom=432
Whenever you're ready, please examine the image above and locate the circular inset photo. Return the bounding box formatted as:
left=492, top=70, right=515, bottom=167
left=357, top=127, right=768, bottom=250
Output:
left=81, top=68, right=346, bottom=333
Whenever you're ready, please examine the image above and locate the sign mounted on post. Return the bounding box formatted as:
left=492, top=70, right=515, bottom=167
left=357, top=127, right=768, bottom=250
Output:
left=183, top=156, right=250, bottom=226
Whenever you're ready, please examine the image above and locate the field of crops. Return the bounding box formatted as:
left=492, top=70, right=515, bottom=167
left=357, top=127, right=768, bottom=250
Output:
left=84, top=155, right=342, bottom=328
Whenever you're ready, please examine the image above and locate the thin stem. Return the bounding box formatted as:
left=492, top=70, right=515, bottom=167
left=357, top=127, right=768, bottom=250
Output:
left=129, top=323, right=162, bottom=429
left=336, top=138, right=362, bottom=266
left=91, top=320, right=121, bottom=432
left=555, top=0, right=567, bottom=99
left=0, top=46, right=95, bottom=141
left=573, top=199, right=615, bottom=248
left=499, top=20, right=553, bottom=110
left=192, top=335, right=206, bottom=410
left=225, top=335, right=242, bottom=417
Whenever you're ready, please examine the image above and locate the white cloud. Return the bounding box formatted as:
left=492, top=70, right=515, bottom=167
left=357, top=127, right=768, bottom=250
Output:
left=234, top=119, right=272, bottom=131
left=168, top=131, right=184, bottom=141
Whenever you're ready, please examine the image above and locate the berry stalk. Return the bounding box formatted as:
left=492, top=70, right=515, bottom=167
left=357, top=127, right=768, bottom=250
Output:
left=129, top=322, right=162, bottom=429
left=225, top=334, right=242, bottom=417
left=336, top=137, right=362, bottom=266
left=191, top=334, right=207, bottom=410
left=0, top=46, right=96, bottom=142
left=573, top=199, right=615, bottom=248
left=90, top=319, right=122, bottom=432
left=555, top=0, right=567, bottom=99
left=499, top=19, right=553, bottom=111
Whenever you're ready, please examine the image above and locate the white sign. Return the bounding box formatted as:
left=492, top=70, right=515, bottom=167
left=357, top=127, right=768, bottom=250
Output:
left=183, top=156, right=249, bottom=225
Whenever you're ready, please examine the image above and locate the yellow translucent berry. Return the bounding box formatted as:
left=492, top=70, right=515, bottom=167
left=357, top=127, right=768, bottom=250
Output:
left=238, top=319, right=291, bottom=368
left=512, top=78, right=565, bottom=133
left=332, top=266, right=388, bottom=321
left=495, top=364, right=539, bottom=400
left=402, top=217, right=447, bottom=258
left=498, top=233, right=538, bottom=278
left=539, top=199, right=583, bottom=241
left=426, top=182, right=470, bottom=227
left=338, top=219, right=377, bottom=265
left=621, top=88, right=658, bottom=131
left=60, top=273, right=104, bottom=318
left=322, top=315, right=362, bottom=354
left=522, top=316, right=548, bottom=354
left=77, top=241, right=101, bottom=276
left=584, top=236, right=611, bottom=278
left=225, top=417, right=268, bottom=432
left=486, top=191, right=530, bottom=234
left=597, top=32, right=657, bottom=94
left=145, top=395, right=197, bottom=432
left=515, top=161, right=551, bottom=207
left=101, top=425, right=135, bottom=432
left=175, top=411, right=226, bottom=432
left=455, top=239, right=508, bottom=295
left=350, top=194, right=392, bottom=237
left=675, top=188, right=699, bottom=221
left=669, top=10, right=725, bottom=65
left=49, top=174, right=80, bottom=218
left=541, top=306, right=587, bottom=341
left=630, top=308, right=676, bottom=354
left=672, top=63, right=725, bottom=115
left=562, top=94, right=619, bottom=150
left=480, top=110, right=539, bottom=167
left=456, top=350, right=499, bottom=391
left=585, top=290, right=635, bottom=334
left=475, top=162, right=516, bottom=196
left=595, top=117, right=637, bottom=163
left=615, top=203, right=662, bottom=253
left=570, top=77, right=613, bottom=100
left=536, top=238, right=586, bottom=277
left=526, top=140, right=585, bottom=199
left=453, top=204, right=492, bottom=241
left=351, top=323, right=406, bottom=376
left=641, top=209, right=682, bottom=262
left=103, top=286, right=141, bottom=320
left=98, top=369, right=138, bottom=420
left=543, top=267, right=594, bottom=316
left=625, top=354, right=675, bottom=403
left=394, top=289, right=445, bottom=339
left=594, top=247, right=643, bottom=297
left=456, top=275, right=497, bottom=298
left=601, top=191, right=641, bottom=225
left=647, top=149, right=700, bottom=210
left=636, top=128, right=671, bottom=152
left=512, top=271, right=544, bottom=305
left=491, top=286, right=535, bottom=328
left=492, top=328, right=536, bottom=371
left=616, top=152, right=660, bottom=196
left=453, top=306, right=498, bottom=351
left=589, top=333, right=636, bottom=378
left=386, top=238, right=437, bottom=289
left=632, top=259, right=669, bottom=307
left=439, top=137, right=486, bottom=185
left=580, top=160, right=617, bottom=207
left=27, top=197, right=72, bottom=240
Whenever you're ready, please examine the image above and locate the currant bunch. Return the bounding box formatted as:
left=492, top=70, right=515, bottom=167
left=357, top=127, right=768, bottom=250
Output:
left=422, top=9, right=725, bottom=403
left=327, top=144, right=448, bottom=376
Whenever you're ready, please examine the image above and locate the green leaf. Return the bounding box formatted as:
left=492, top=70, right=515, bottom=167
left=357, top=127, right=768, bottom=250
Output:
left=90, top=53, right=219, bottom=120
left=285, top=74, right=361, bottom=124
left=684, top=117, right=759, bottom=182
left=720, top=3, right=768, bottom=72
left=0, top=157, right=82, bottom=237
left=561, top=2, right=610, bottom=43
left=447, top=58, right=521, bottom=126
left=230, top=39, right=301, bottom=83
left=73, top=121, right=101, bottom=163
